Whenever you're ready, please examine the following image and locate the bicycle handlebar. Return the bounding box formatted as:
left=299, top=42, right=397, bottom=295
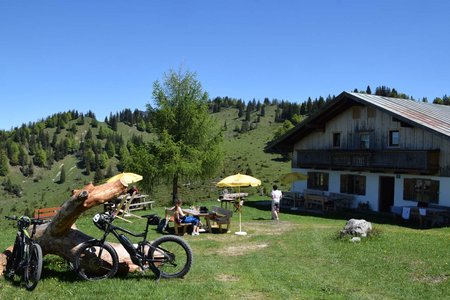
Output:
left=5, top=215, right=50, bottom=225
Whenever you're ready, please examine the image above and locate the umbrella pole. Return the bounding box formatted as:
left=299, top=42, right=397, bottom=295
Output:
left=235, top=186, right=247, bottom=236
left=291, top=192, right=299, bottom=211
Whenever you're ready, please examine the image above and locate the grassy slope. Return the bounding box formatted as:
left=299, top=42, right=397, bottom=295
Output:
left=0, top=105, right=289, bottom=215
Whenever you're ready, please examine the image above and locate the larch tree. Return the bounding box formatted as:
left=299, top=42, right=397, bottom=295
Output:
left=128, top=69, right=224, bottom=202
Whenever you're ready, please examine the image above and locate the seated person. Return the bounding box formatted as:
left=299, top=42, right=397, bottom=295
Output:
left=127, top=185, right=139, bottom=196
left=171, top=199, right=201, bottom=236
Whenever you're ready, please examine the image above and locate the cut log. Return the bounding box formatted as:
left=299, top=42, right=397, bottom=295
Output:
left=0, top=180, right=143, bottom=275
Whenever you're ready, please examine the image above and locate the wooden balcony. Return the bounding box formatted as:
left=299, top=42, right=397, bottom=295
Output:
left=295, top=149, right=440, bottom=174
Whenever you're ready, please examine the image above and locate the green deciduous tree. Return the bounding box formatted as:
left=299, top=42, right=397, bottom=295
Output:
left=273, top=119, right=294, bottom=140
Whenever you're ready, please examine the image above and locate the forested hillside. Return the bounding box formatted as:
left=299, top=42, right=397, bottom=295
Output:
left=0, top=100, right=292, bottom=216
left=1, top=85, right=449, bottom=217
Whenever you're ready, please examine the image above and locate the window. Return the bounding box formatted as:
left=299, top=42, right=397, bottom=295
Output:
left=340, top=174, right=366, bottom=195
left=389, top=130, right=399, bottom=147
left=403, top=178, right=439, bottom=204
left=359, top=133, right=370, bottom=149
left=333, top=133, right=341, bottom=148
left=367, top=107, right=376, bottom=118
left=307, top=172, right=329, bottom=191
left=352, top=107, right=361, bottom=119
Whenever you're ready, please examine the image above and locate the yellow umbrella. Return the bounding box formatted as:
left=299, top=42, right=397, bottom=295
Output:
left=106, top=172, right=143, bottom=186
left=281, top=172, right=308, bottom=185
left=217, top=173, right=261, bottom=188
left=216, top=173, right=261, bottom=236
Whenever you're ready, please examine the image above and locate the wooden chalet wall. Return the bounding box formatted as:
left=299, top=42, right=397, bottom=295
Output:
left=293, top=104, right=450, bottom=177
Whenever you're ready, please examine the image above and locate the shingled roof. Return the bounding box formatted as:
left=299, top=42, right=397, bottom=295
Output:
left=266, top=91, right=450, bottom=153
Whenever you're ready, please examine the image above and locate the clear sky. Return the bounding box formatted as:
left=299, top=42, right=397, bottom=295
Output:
left=1, top=0, right=449, bottom=130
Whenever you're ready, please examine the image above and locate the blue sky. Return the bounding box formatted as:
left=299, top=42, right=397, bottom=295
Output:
left=1, top=0, right=449, bottom=130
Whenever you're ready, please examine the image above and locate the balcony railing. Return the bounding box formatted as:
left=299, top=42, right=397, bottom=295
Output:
left=295, top=149, right=440, bottom=174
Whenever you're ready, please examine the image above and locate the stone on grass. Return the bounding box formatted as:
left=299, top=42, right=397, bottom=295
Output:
left=341, top=219, right=372, bottom=237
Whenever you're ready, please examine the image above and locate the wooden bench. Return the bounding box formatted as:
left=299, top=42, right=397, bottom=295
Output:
left=328, top=193, right=354, bottom=211
left=34, top=206, right=61, bottom=220
left=281, top=192, right=304, bottom=209
left=304, top=193, right=331, bottom=211
left=126, top=194, right=154, bottom=212
left=207, top=206, right=233, bottom=233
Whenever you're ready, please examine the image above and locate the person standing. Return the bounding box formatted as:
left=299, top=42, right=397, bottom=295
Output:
left=271, top=185, right=282, bottom=220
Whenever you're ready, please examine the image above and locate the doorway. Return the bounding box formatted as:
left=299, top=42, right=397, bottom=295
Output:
left=379, top=176, right=395, bottom=212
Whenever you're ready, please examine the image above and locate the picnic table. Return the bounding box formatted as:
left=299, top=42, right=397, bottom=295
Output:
left=391, top=205, right=449, bottom=227
left=219, top=193, right=248, bottom=210
left=182, top=208, right=216, bottom=233
left=303, top=190, right=354, bottom=211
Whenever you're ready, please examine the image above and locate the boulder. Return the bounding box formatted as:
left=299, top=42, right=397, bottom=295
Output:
left=341, top=219, right=372, bottom=237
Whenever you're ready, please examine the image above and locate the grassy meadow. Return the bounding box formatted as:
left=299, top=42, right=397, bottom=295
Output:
left=0, top=105, right=449, bottom=299
left=1, top=197, right=449, bottom=300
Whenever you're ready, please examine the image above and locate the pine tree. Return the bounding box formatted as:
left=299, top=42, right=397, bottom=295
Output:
left=59, top=165, right=66, bottom=184
left=94, top=167, right=104, bottom=183
left=105, top=139, right=115, bottom=158
left=134, top=69, right=224, bottom=202
left=260, top=105, right=266, bottom=117
left=0, top=150, right=9, bottom=176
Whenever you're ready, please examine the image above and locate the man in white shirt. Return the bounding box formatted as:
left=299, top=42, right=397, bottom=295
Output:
left=271, top=185, right=282, bottom=220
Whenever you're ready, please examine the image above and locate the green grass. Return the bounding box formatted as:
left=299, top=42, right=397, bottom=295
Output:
left=1, top=107, right=449, bottom=298
left=1, top=198, right=449, bottom=299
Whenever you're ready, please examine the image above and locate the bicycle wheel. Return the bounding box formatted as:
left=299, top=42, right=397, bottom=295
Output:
left=147, top=235, right=193, bottom=279
left=74, top=240, right=119, bottom=281
left=23, top=243, right=43, bottom=290
left=5, top=236, right=21, bottom=280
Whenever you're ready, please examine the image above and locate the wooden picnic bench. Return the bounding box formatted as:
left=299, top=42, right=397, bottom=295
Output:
left=328, top=193, right=354, bottom=211
left=126, top=195, right=154, bottom=211
left=391, top=205, right=449, bottom=227
left=304, top=193, right=331, bottom=211
left=207, top=206, right=233, bottom=233
left=34, top=206, right=61, bottom=220
left=303, top=190, right=354, bottom=211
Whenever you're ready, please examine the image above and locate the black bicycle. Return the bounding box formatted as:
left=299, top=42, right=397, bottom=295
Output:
left=73, top=211, right=193, bottom=281
left=4, top=215, right=46, bottom=290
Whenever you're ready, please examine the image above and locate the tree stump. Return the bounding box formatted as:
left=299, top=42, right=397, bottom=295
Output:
left=1, top=180, right=141, bottom=275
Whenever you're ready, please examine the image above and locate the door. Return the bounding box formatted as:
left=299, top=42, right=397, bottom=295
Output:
left=379, top=176, right=394, bottom=212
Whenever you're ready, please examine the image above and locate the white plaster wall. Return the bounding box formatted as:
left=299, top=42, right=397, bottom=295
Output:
left=292, top=168, right=381, bottom=210
left=291, top=168, right=450, bottom=211
left=439, top=177, right=450, bottom=207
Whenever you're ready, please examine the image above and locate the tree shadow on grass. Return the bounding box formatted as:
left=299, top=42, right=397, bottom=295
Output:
left=244, top=199, right=444, bottom=230
left=41, top=256, right=78, bottom=283
left=41, top=255, right=161, bottom=283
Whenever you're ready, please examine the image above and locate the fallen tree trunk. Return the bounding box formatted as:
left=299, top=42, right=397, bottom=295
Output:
left=1, top=180, right=141, bottom=275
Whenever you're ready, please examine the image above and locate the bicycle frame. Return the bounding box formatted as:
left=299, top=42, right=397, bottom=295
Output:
left=95, top=214, right=157, bottom=269
left=8, top=218, right=34, bottom=272
left=5, top=216, right=45, bottom=290
left=76, top=211, right=193, bottom=281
